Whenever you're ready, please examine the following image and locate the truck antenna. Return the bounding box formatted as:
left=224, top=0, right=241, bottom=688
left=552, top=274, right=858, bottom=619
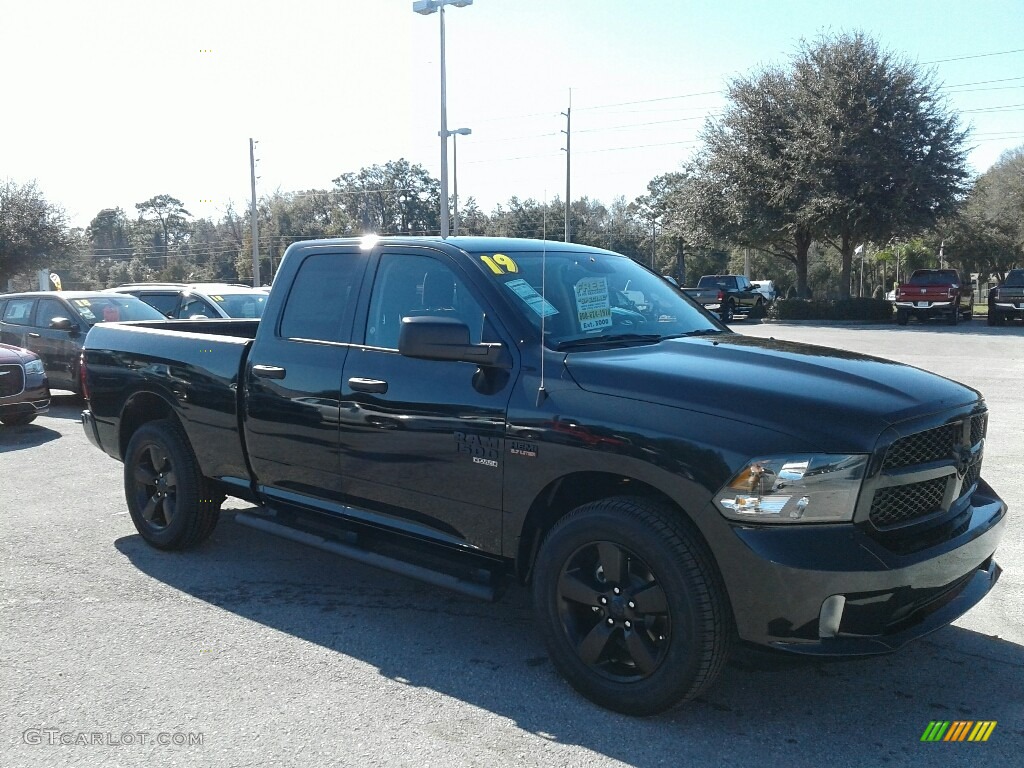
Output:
left=537, top=197, right=549, bottom=407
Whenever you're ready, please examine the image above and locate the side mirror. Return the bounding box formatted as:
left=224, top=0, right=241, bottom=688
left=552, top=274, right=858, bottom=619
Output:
left=398, top=317, right=511, bottom=369
left=49, top=317, right=80, bottom=334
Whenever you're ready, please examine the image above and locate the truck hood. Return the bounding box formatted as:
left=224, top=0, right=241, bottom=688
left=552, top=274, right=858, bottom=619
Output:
left=562, top=334, right=980, bottom=452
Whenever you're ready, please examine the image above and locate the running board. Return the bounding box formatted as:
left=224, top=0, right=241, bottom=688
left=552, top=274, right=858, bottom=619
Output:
left=234, top=511, right=499, bottom=601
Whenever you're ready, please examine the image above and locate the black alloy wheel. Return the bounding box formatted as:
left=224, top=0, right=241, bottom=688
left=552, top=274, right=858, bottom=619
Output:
left=533, top=497, right=733, bottom=715
left=124, top=419, right=221, bottom=549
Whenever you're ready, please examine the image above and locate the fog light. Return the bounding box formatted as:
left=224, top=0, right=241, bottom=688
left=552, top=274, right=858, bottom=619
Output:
left=819, top=595, right=846, bottom=638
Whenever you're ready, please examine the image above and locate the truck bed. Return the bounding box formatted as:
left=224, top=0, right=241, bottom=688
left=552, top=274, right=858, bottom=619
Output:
left=82, top=319, right=258, bottom=489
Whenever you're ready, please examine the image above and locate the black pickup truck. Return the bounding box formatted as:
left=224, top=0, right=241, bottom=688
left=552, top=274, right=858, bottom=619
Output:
left=81, top=236, right=1006, bottom=715
left=987, top=268, right=1024, bottom=326
left=682, top=274, right=763, bottom=322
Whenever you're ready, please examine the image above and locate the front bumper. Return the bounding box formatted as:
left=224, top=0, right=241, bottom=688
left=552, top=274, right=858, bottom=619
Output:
left=0, top=380, right=50, bottom=419
left=713, top=482, right=1006, bottom=655
left=992, top=301, right=1024, bottom=319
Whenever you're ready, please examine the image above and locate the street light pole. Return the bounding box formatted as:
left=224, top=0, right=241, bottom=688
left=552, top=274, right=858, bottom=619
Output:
left=413, top=0, right=472, bottom=239
left=447, top=127, right=471, bottom=235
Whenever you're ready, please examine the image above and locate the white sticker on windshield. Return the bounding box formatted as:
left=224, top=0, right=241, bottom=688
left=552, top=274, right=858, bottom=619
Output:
left=574, top=277, right=612, bottom=331
left=505, top=279, right=559, bottom=317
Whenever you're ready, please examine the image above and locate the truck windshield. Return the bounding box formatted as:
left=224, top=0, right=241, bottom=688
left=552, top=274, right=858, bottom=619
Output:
left=471, top=249, right=721, bottom=348
left=1004, top=270, right=1024, bottom=287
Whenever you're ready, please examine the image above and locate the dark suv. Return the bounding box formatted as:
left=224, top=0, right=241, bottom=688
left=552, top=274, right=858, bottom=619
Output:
left=0, top=292, right=164, bottom=394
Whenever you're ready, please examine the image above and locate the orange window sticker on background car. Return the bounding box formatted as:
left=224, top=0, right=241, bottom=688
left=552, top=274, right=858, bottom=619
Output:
left=480, top=253, right=519, bottom=275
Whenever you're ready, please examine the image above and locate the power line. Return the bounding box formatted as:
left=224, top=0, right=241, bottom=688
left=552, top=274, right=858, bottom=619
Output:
left=924, top=47, right=1024, bottom=64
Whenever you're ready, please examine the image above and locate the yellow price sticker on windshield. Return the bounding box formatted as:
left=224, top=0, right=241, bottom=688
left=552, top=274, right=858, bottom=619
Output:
left=211, top=295, right=224, bottom=302
left=480, top=253, right=519, bottom=275
left=74, top=299, right=92, bottom=306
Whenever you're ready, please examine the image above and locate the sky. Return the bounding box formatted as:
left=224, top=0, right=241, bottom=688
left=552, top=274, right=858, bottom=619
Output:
left=2, top=0, right=1022, bottom=230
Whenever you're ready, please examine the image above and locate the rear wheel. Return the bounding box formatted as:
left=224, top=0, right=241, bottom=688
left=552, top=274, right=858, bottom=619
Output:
left=720, top=300, right=735, bottom=323
left=532, top=496, right=733, bottom=716
left=124, top=419, right=221, bottom=549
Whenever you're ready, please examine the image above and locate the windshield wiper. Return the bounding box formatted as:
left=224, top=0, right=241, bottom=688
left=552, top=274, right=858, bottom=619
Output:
left=555, top=333, right=663, bottom=351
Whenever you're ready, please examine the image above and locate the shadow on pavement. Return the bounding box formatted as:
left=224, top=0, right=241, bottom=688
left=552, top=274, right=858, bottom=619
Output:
left=0, top=422, right=61, bottom=452
left=115, top=511, right=1024, bottom=767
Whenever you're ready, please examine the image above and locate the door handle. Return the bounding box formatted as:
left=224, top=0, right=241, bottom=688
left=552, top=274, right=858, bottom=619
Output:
left=348, top=377, right=388, bottom=394
left=28, top=332, right=41, bottom=338
left=252, top=364, right=286, bottom=380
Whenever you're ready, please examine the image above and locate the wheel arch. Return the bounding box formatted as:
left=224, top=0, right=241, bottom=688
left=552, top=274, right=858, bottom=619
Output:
left=118, top=390, right=178, bottom=460
left=515, top=471, right=714, bottom=584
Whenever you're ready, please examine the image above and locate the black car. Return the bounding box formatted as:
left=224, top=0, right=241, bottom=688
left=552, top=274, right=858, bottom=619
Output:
left=0, top=292, right=165, bottom=394
left=0, top=342, right=50, bottom=425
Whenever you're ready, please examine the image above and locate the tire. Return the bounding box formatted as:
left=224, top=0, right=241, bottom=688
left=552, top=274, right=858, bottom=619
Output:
left=751, top=298, right=764, bottom=319
left=123, top=419, right=221, bottom=549
left=0, top=412, right=36, bottom=426
left=896, top=309, right=909, bottom=326
left=720, top=300, right=735, bottom=323
left=987, top=310, right=998, bottom=326
left=532, top=496, right=733, bottom=716
left=949, top=306, right=959, bottom=326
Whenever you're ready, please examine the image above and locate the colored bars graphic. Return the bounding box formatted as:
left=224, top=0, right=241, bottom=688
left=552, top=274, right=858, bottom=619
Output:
left=920, top=721, right=997, bottom=742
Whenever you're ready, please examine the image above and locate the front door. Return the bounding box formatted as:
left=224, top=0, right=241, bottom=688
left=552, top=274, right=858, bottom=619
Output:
left=338, top=247, right=515, bottom=552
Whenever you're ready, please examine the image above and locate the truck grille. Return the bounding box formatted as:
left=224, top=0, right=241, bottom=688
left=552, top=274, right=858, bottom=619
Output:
left=0, top=364, right=26, bottom=397
left=868, top=413, right=987, bottom=532
left=882, top=424, right=958, bottom=469
left=870, top=477, right=946, bottom=527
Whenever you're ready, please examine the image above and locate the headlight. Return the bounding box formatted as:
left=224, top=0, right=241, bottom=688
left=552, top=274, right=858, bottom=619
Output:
left=24, top=359, right=45, bottom=376
left=714, top=454, right=867, bottom=524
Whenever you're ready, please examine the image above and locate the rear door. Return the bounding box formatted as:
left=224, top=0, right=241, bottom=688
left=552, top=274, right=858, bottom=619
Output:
left=336, top=245, right=514, bottom=551
left=244, top=245, right=369, bottom=504
left=0, top=298, right=35, bottom=348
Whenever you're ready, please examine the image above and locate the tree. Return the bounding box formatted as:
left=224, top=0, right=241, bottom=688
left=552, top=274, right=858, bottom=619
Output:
left=940, top=146, right=1024, bottom=281
left=135, top=194, right=192, bottom=271
left=332, top=159, right=438, bottom=235
left=791, top=33, right=969, bottom=298
left=0, top=180, right=72, bottom=289
left=687, top=32, right=969, bottom=298
left=686, top=67, right=817, bottom=293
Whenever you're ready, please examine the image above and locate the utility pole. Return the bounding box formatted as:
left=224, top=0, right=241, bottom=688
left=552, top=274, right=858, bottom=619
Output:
left=249, top=138, right=261, bottom=287
left=561, top=91, right=571, bottom=243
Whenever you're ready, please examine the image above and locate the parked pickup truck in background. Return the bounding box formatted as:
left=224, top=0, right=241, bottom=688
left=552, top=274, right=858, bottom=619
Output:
left=81, top=236, right=1006, bottom=715
left=682, top=274, right=763, bottom=321
left=987, top=268, right=1024, bottom=326
left=894, top=269, right=974, bottom=325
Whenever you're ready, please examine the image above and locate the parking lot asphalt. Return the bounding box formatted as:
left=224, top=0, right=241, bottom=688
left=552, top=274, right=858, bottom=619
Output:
left=1, top=321, right=1022, bottom=768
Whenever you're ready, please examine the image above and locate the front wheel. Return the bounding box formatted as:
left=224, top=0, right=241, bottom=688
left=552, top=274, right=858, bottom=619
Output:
left=124, top=419, right=221, bottom=549
left=532, top=497, right=733, bottom=716
left=0, top=412, right=36, bottom=426
left=896, top=309, right=909, bottom=326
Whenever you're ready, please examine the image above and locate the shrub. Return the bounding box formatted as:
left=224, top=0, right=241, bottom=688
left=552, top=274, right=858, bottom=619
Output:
left=767, top=298, right=894, bottom=322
